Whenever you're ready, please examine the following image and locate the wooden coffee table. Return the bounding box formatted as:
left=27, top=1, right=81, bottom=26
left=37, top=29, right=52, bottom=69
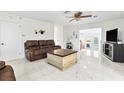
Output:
left=47, top=49, right=77, bottom=71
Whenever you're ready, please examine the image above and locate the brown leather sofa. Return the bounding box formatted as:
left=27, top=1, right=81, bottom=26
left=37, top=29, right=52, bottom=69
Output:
left=0, top=61, right=16, bottom=81
left=24, top=40, right=61, bottom=61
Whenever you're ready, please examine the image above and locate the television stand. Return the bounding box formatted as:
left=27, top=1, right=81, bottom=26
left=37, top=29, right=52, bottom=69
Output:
left=103, top=42, right=124, bottom=62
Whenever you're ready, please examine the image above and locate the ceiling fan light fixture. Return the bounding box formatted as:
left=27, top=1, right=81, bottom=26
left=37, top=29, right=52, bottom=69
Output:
left=93, top=15, right=98, bottom=18
left=67, top=11, right=96, bottom=22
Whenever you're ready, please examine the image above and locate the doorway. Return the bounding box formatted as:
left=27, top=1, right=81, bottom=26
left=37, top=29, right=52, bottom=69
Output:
left=79, top=28, right=102, bottom=57
left=0, top=21, right=23, bottom=61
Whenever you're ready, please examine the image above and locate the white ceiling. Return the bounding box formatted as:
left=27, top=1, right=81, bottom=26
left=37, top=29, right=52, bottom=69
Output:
left=2, top=11, right=124, bottom=25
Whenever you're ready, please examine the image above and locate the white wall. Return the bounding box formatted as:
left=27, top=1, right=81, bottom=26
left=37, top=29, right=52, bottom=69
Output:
left=0, top=13, right=54, bottom=60
left=1, top=12, right=124, bottom=60
left=54, top=24, right=64, bottom=48
left=63, top=18, right=124, bottom=51
left=63, top=26, right=80, bottom=50
left=21, top=18, right=54, bottom=41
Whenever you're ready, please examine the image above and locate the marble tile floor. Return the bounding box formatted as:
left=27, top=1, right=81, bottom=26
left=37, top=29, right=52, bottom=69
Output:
left=6, top=51, right=124, bottom=81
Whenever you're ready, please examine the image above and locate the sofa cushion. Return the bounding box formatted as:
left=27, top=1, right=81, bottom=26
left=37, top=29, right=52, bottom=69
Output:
left=39, top=40, right=47, bottom=46
left=46, top=40, right=55, bottom=46
left=28, top=46, right=40, bottom=50
left=40, top=46, right=48, bottom=49
left=33, top=49, right=45, bottom=56
left=0, top=61, right=5, bottom=70
left=26, top=40, right=39, bottom=48
left=40, top=45, right=52, bottom=48
left=46, top=47, right=53, bottom=52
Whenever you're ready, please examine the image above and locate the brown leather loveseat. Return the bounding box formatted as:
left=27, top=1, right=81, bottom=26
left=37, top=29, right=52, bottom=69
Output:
left=24, top=40, right=61, bottom=61
left=0, top=61, right=16, bottom=81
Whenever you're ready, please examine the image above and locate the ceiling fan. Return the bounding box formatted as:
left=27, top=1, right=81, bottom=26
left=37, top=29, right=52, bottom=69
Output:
left=65, top=11, right=95, bottom=22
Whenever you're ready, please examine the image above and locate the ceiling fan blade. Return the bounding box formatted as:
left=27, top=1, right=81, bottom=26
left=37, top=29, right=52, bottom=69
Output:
left=69, top=19, right=75, bottom=22
left=74, top=12, right=83, bottom=17
left=66, top=16, right=74, bottom=18
left=80, top=15, right=92, bottom=18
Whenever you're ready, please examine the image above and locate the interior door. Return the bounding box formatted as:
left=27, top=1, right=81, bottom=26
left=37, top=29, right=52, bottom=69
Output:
left=0, top=21, right=23, bottom=61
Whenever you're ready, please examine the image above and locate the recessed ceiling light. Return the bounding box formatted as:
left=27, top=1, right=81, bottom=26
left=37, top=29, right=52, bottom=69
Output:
left=19, top=17, right=23, bottom=20
left=9, top=16, right=13, bottom=19
left=83, top=65, right=87, bottom=69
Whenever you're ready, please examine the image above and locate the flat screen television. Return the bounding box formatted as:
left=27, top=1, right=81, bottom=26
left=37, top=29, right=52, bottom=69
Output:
left=106, top=28, right=118, bottom=42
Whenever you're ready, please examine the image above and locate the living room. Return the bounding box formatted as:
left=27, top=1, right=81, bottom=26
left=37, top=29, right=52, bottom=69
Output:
left=1, top=0, right=124, bottom=92
left=1, top=11, right=124, bottom=81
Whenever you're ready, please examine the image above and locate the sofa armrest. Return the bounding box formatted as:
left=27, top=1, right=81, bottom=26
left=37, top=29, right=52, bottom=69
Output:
left=25, top=49, right=35, bottom=60
left=54, top=45, right=61, bottom=48
left=54, top=45, right=61, bottom=50
left=25, top=49, right=33, bottom=54
left=0, top=61, right=5, bottom=70
left=0, top=65, right=16, bottom=81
